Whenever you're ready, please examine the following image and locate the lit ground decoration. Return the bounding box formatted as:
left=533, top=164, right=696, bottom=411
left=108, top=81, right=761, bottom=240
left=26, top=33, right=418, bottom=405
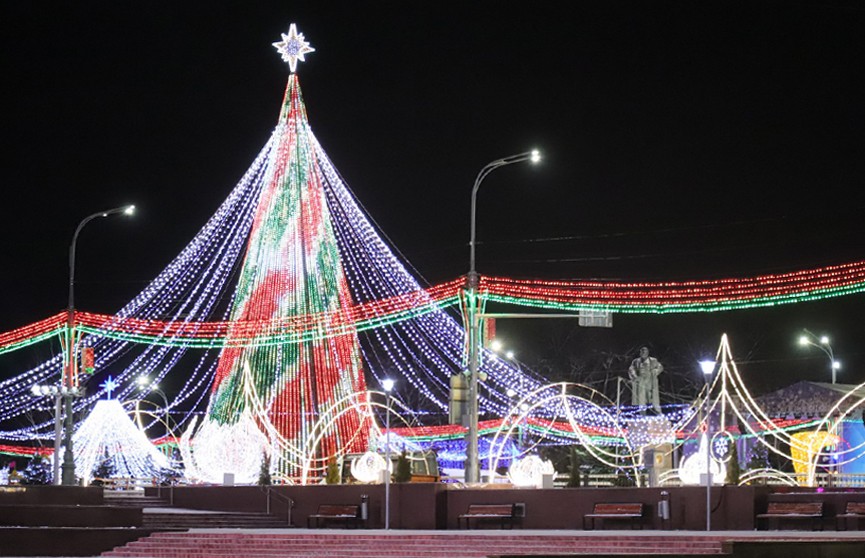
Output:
left=2, top=25, right=865, bottom=486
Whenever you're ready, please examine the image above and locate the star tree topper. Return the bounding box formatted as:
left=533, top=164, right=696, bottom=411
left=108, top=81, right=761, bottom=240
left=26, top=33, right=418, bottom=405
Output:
left=272, top=23, right=315, bottom=73
left=100, top=375, right=119, bottom=399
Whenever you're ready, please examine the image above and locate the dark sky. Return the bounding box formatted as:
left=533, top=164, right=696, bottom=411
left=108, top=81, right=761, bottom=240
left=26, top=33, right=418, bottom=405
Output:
left=2, top=1, right=865, bottom=392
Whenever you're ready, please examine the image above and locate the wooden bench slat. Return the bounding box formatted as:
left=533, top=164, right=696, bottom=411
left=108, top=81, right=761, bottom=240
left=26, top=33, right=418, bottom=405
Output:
left=837, top=501, right=865, bottom=530
left=760, top=502, right=822, bottom=516
left=590, top=503, right=643, bottom=515
left=307, top=504, right=362, bottom=528
left=757, top=501, right=823, bottom=531
left=583, top=503, right=643, bottom=530
left=460, top=504, right=514, bottom=517
left=458, top=504, right=517, bottom=529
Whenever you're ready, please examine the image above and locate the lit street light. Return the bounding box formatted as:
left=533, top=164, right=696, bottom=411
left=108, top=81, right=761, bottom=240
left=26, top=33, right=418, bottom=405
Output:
left=798, top=329, right=841, bottom=384
left=466, top=150, right=540, bottom=485
left=30, top=384, right=80, bottom=484
left=381, top=378, right=395, bottom=530
left=699, top=359, right=715, bottom=531
left=61, top=204, right=135, bottom=485
left=137, top=376, right=171, bottom=436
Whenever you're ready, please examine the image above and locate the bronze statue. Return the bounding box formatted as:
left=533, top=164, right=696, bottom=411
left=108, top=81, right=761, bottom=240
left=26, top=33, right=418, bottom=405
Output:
left=628, top=346, right=663, bottom=413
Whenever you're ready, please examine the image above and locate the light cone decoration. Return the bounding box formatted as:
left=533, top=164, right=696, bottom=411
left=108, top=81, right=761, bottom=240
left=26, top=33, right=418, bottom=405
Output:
left=201, top=74, right=372, bottom=478
left=72, top=399, right=172, bottom=484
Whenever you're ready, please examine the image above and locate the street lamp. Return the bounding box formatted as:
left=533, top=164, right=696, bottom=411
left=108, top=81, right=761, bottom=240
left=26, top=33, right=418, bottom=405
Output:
left=798, top=329, right=841, bottom=384
left=699, top=359, right=715, bottom=531
left=381, top=378, right=395, bottom=530
left=466, top=150, right=540, bottom=485
left=62, top=204, right=135, bottom=485
left=137, top=376, right=171, bottom=436
left=30, top=384, right=80, bottom=484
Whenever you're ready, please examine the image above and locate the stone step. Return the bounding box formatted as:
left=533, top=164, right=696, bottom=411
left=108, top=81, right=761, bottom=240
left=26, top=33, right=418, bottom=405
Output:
left=102, top=532, right=729, bottom=557
left=141, top=512, right=289, bottom=529
left=103, top=495, right=171, bottom=508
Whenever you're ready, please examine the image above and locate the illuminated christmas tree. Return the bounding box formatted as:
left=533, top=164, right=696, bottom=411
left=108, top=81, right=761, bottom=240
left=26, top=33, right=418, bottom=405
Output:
left=1, top=24, right=545, bottom=483
left=200, top=27, right=371, bottom=480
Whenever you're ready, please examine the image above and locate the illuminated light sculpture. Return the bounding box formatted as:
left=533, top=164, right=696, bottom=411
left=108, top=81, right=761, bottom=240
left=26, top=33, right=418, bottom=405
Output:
left=803, top=388, right=865, bottom=485
left=72, top=398, right=172, bottom=485
left=350, top=451, right=389, bottom=483
left=678, top=433, right=725, bottom=486
left=508, top=454, right=554, bottom=488
left=790, top=431, right=840, bottom=477
left=179, top=413, right=270, bottom=484
left=486, top=382, right=647, bottom=484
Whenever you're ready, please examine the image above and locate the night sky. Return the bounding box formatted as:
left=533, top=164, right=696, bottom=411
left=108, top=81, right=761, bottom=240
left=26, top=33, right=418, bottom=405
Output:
left=2, top=2, right=865, bottom=394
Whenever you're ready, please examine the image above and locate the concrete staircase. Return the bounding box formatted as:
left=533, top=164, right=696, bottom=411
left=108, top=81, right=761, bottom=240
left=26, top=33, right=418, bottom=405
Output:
left=102, top=531, right=732, bottom=557
left=142, top=510, right=290, bottom=529
left=103, top=490, right=289, bottom=529
left=103, top=491, right=170, bottom=508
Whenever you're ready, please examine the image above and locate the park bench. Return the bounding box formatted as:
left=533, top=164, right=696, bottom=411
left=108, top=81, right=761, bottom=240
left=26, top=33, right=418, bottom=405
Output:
left=458, top=503, right=518, bottom=529
left=307, top=504, right=362, bottom=528
left=756, top=501, right=823, bottom=530
left=836, top=501, right=865, bottom=530
left=583, top=503, right=644, bottom=530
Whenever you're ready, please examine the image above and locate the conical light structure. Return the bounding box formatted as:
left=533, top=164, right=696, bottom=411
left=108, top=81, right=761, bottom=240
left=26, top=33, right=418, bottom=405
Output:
left=0, top=33, right=546, bottom=483
left=208, top=75, right=371, bottom=477
left=72, top=399, right=172, bottom=484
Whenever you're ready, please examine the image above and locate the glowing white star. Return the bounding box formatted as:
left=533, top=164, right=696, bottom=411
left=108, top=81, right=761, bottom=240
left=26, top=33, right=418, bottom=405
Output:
left=272, top=23, right=315, bottom=73
left=100, top=375, right=119, bottom=399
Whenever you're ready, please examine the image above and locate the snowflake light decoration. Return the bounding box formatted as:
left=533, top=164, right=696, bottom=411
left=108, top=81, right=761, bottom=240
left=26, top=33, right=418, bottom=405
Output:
left=272, top=23, right=315, bottom=73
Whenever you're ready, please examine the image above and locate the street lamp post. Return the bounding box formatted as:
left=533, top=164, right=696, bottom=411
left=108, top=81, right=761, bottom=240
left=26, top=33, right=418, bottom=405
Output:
left=699, top=359, right=716, bottom=531
left=61, top=204, right=135, bottom=485
left=465, top=150, right=540, bottom=485
left=798, top=330, right=841, bottom=384
left=137, top=376, right=171, bottom=439
left=29, top=385, right=68, bottom=485
left=381, top=378, right=395, bottom=530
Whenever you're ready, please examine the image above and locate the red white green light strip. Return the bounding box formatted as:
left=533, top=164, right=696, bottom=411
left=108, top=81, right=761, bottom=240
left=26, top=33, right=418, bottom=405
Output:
left=480, top=259, right=865, bottom=313
left=3, top=259, right=865, bottom=354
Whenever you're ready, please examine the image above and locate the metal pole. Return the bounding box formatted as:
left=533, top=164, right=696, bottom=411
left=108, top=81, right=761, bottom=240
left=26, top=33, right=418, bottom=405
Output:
left=705, top=374, right=712, bottom=532
left=615, top=377, right=622, bottom=471
left=61, top=392, right=76, bottom=485
left=385, top=391, right=391, bottom=530
left=62, top=205, right=134, bottom=486
left=52, top=393, right=62, bottom=484
left=465, top=151, right=538, bottom=485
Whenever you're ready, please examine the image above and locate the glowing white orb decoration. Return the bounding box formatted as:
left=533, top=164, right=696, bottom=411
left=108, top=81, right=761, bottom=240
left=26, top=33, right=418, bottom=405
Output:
left=183, top=412, right=269, bottom=484
left=508, top=455, right=555, bottom=488
left=350, top=451, right=390, bottom=483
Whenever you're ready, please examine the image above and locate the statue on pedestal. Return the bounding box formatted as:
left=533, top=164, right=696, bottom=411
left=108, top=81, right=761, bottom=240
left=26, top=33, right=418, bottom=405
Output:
left=629, top=346, right=663, bottom=414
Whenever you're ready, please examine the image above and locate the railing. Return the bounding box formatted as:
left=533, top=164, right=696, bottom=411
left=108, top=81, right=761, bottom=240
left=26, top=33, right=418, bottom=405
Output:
left=94, top=470, right=865, bottom=491
left=96, top=477, right=186, bottom=492
left=553, top=472, right=648, bottom=488
left=261, top=485, right=295, bottom=526
left=554, top=471, right=865, bottom=488
left=96, top=477, right=155, bottom=491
